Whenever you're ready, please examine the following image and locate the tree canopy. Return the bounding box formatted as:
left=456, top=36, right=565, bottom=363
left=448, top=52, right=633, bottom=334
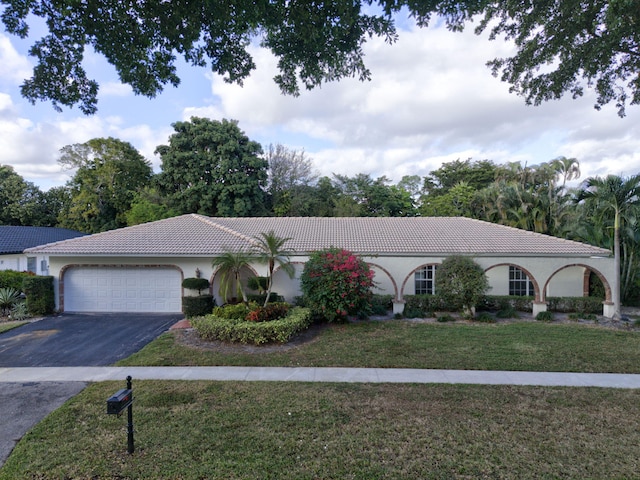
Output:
left=57, top=137, right=153, bottom=233
left=2, top=1, right=637, bottom=114
left=155, top=117, right=268, bottom=217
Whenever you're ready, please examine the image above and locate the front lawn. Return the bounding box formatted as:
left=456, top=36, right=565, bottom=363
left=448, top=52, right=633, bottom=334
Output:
left=0, top=321, right=26, bottom=334
left=118, top=320, right=640, bottom=373
left=1, top=381, right=639, bottom=479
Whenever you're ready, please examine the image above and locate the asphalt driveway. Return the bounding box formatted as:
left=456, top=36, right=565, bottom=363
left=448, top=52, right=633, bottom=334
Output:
left=0, top=313, right=183, bottom=367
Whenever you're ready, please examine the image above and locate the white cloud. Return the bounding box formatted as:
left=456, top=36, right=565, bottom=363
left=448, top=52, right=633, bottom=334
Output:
left=201, top=21, right=640, bottom=183
left=0, top=34, right=32, bottom=85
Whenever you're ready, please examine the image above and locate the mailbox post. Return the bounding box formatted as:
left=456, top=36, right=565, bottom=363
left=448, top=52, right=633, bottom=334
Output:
left=106, top=375, right=135, bottom=454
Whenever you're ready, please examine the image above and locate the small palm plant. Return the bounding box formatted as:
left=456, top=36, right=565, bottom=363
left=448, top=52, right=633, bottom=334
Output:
left=211, top=251, right=253, bottom=304
left=252, top=230, right=295, bottom=307
left=0, top=288, right=22, bottom=317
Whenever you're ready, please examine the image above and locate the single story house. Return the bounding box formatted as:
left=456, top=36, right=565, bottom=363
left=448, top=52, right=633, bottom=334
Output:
left=0, top=226, right=86, bottom=276
left=26, top=214, right=615, bottom=317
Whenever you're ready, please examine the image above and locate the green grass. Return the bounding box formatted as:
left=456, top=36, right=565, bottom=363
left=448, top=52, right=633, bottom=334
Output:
left=1, top=381, right=639, bottom=479
left=0, top=321, right=26, bottom=334
left=119, top=321, right=640, bottom=373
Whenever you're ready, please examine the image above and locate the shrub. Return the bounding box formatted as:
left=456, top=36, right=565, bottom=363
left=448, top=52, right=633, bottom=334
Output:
left=536, top=311, right=554, bottom=322
left=23, top=276, right=55, bottom=315
left=437, top=314, right=455, bottom=323
left=546, top=297, right=603, bottom=314
left=192, top=307, right=312, bottom=345
left=182, top=295, right=215, bottom=318
left=247, top=276, right=269, bottom=293
left=369, top=294, right=393, bottom=315
left=182, top=278, right=210, bottom=295
left=435, top=256, right=488, bottom=316
left=496, top=306, right=519, bottom=319
left=246, top=293, right=285, bottom=304
left=480, top=295, right=533, bottom=312
left=475, top=312, right=496, bottom=323
left=245, top=302, right=290, bottom=322
left=212, top=303, right=253, bottom=319
left=0, top=270, right=33, bottom=290
left=10, top=302, right=29, bottom=321
left=0, top=288, right=21, bottom=316
left=300, top=248, right=374, bottom=322
left=403, top=295, right=446, bottom=317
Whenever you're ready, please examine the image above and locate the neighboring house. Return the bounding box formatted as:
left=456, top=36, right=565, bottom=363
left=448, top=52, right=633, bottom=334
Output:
left=26, top=214, right=615, bottom=317
left=0, top=226, right=87, bottom=276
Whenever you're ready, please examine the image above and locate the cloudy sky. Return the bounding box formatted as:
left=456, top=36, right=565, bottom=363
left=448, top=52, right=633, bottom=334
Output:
left=1, top=15, right=639, bottom=191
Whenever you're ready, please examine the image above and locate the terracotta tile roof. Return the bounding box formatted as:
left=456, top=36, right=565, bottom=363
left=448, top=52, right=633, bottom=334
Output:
left=25, top=214, right=610, bottom=257
left=0, top=226, right=86, bottom=254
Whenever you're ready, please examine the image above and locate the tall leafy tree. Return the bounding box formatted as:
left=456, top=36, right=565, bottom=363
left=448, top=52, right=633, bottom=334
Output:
left=577, top=175, right=640, bottom=317
left=251, top=230, right=295, bottom=306
left=4, top=1, right=637, bottom=115
left=156, top=118, right=267, bottom=217
left=58, top=137, right=153, bottom=233
left=0, top=164, right=55, bottom=226
left=332, top=173, right=416, bottom=217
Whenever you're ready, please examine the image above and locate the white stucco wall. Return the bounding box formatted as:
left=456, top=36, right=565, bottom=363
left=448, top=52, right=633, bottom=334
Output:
left=46, top=252, right=615, bottom=315
left=0, top=254, right=50, bottom=275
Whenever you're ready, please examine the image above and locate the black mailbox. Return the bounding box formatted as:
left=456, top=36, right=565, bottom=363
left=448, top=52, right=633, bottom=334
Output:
left=106, top=388, right=133, bottom=415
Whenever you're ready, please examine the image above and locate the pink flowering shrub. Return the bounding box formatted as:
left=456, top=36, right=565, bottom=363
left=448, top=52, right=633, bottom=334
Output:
left=300, top=248, right=375, bottom=322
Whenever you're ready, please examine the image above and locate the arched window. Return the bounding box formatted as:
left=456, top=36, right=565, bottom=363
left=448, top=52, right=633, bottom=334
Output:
left=414, top=265, right=437, bottom=295
left=509, top=266, right=534, bottom=296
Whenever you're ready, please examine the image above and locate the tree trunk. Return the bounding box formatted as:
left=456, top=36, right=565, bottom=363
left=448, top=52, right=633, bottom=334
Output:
left=613, top=210, right=622, bottom=319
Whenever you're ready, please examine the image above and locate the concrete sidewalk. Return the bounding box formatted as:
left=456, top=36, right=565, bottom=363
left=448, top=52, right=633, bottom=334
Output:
left=1, top=366, right=640, bottom=388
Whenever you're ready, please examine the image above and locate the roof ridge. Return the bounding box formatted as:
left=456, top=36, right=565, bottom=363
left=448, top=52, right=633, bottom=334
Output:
left=191, top=214, right=259, bottom=248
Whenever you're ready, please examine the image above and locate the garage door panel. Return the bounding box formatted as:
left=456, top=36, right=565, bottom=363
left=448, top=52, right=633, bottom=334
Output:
left=65, top=267, right=182, bottom=313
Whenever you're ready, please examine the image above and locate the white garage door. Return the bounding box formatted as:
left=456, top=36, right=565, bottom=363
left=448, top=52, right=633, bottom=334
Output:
left=64, top=267, right=182, bottom=313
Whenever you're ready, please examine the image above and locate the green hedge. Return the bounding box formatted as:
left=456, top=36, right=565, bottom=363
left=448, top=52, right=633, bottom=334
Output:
left=246, top=293, right=285, bottom=304
left=0, top=270, right=33, bottom=290
left=369, top=294, right=393, bottom=315
left=546, top=296, right=603, bottom=314
left=403, top=295, right=446, bottom=317
left=22, top=276, right=55, bottom=315
left=192, top=307, right=312, bottom=345
left=182, top=295, right=215, bottom=318
left=479, top=295, right=534, bottom=312
left=404, top=294, right=602, bottom=315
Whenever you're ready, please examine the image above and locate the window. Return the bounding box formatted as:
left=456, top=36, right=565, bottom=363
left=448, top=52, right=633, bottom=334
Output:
left=509, top=266, right=534, bottom=296
left=415, top=265, right=437, bottom=295
left=27, top=257, right=37, bottom=274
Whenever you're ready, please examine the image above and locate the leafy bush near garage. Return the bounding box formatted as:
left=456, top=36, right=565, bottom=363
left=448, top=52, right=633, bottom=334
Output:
left=191, top=307, right=312, bottom=345
left=182, top=278, right=210, bottom=295
left=212, top=303, right=252, bottom=319
left=22, top=276, right=54, bottom=315
left=0, top=270, right=33, bottom=290
left=182, top=295, right=215, bottom=318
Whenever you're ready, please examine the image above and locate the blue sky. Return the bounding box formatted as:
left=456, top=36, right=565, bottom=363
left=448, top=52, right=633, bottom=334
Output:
left=1, top=15, right=640, bottom=192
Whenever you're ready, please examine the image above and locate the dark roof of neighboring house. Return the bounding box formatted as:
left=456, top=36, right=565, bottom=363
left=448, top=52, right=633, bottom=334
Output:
left=0, top=226, right=87, bottom=254
left=25, top=214, right=611, bottom=257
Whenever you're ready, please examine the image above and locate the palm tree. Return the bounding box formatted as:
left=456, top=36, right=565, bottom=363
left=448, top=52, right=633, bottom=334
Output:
left=211, top=251, right=253, bottom=304
left=252, top=230, right=295, bottom=306
left=578, top=174, right=640, bottom=318
left=552, top=156, right=581, bottom=190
